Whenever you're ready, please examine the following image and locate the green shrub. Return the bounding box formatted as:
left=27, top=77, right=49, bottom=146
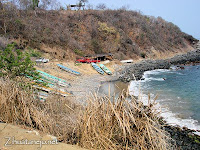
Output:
left=74, top=49, right=84, bottom=56
left=140, top=52, right=146, bottom=58
left=0, top=43, right=39, bottom=79
left=28, top=48, right=42, bottom=57
left=91, top=39, right=102, bottom=54
left=98, top=22, right=116, bottom=35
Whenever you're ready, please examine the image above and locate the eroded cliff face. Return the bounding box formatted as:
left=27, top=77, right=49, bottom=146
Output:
left=0, top=9, right=198, bottom=60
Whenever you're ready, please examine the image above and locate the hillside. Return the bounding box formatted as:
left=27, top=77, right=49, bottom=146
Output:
left=0, top=8, right=198, bottom=60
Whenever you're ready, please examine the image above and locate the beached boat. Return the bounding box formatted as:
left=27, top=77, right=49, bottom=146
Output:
left=57, top=64, right=81, bottom=76
left=33, top=83, right=71, bottom=97
left=120, top=59, right=133, bottom=63
left=91, top=63, right=104, bottom=75
left=99, top=64, right=112, bottom=75
left=37, top=70, right=70, bottom=87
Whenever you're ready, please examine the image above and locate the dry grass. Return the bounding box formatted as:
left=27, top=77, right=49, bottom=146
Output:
left=0, top=77, right=81, bottom=143
left=76, top=92, right=173, bottom=150
left=0, top=78, right=173, bottom=149
left=1, top=9, right=196, bottom=60
left=0, top=77, right=52, bottom=132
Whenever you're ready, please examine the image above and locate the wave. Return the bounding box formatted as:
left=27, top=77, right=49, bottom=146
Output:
left=129, top=72, right=200, bottom=135
left=143, top=69, right=183, bottom=77
left=160, top=107, right=200, bottom=135
left=145, top=77, right=165, bottom=81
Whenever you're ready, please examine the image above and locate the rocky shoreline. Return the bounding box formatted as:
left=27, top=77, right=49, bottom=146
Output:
left=119, top=49, right=200, bottom=82
left=118, top=49, right=200, bottom=149
left=164, top=124, right=200, bottom=149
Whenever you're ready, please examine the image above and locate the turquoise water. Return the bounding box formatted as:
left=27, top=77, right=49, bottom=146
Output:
left=129, top=65, right=200, bottom=131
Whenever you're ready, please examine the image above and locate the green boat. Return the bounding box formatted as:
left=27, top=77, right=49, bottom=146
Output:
left=99, top=64, right=112, bottom=75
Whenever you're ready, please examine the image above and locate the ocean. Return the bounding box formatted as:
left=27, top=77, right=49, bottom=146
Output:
left=129, top=65, right=200, bottom=132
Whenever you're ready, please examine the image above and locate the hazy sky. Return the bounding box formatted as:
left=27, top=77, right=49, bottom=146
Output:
left=58, top=0, right=200, bottom=40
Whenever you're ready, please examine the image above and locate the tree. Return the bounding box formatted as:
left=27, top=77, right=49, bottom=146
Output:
left=39, top=0, right=60, bottom=10
left=0, top=43, right=39, bottom=79
left=86, top=4, right=93, bottom=10
left=96, top=3, right=107, bottom=10
left=0, top=1, right=3, bottom=10
left=17, top=0, right=32, bottom=9
left=32, top=0, right=39, bottom=9
left=78, top=0, right=88, bottom=10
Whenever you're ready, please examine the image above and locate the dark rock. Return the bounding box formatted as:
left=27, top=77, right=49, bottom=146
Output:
left=119, top=50, right=200, bottom=82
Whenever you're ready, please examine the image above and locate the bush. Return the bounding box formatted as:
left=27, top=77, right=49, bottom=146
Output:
left=91, top=39, right=102, bottom=53
left=98, top=22, right=116, bottom=35
left=28, top=48, right=42, bottom=57
left=74, top=49, right=84, bottom=56
left=140, top=52, right=146, bottom=58
left=0, top=43, right=39, bottom=79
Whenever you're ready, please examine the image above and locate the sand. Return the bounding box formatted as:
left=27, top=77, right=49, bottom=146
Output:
left=35, top=60, right=120, bottom=103
left=0, top=123, right=87, bottom=150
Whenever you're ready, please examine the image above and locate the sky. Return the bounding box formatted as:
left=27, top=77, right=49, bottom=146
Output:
left=58, top=0, right=200, bottom=40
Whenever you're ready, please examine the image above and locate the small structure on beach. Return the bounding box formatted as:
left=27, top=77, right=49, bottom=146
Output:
left=85, top=53, right=113, bottom=61
left=120, top=59, right=133, bottom=63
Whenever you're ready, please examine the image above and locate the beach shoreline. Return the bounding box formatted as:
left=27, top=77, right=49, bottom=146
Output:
left=119, top=49, right=200, bottom=82
left=117, top=50, right=200, bottom=149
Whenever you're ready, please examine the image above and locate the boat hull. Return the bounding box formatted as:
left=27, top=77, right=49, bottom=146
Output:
left=91, top=63, right=104, bottom=75
left=57, top=64, right=81, bottom=76
left=99, top=64, right=112, bottom=75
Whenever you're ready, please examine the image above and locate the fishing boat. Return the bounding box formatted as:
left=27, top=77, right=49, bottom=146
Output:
left=37, top=70, right=70, bottom=87
left=91, top=63, right=104, bottom=75
left=33, top=83, right=71, bottom=97
left=99, top=64, right=112, bottom=75
left=57, top=64, right=81, bottom=76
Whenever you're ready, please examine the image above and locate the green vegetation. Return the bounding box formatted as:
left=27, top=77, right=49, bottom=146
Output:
left=32, top=0, right=39, bottom=10
left=91, top=39, right=102, bottom=54
left=140, top=52, right=146, bottom=58
left=0, top=43, right=39, bottom=79
left=189, top=134, right=200, bottom=144
left=98, top=22, right=116, bottom=35
left=28, top=47, right=42, bottom=57
left=74, top=48, right=84, bottom=56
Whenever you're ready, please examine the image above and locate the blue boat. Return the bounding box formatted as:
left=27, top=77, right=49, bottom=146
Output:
left=57, top=64, right=81, bottom=76
left=99, top=64, right=112, bottom=75
left=91, top=63, right=104, bottom=75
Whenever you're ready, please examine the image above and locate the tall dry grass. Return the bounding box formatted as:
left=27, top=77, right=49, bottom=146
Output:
left=0, top=77, right=81, bottom=143
left=76, top=92, right=173, bottom=150
left=0, top=77, right=53, bottom=132
left=0, top=78, right=173, bottom=149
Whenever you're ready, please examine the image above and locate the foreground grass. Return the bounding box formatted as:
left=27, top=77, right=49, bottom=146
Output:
left=0, top=78, right=173, bottom=150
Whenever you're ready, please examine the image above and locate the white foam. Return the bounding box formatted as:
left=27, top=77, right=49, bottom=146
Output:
left=143, top=69, right=182, bottom=79
left=129, top=77, right=200, bottom=135
left=146, top=77, right=165, bottom=81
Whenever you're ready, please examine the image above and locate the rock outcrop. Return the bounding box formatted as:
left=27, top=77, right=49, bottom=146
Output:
left=120, top=50, right=200, bottom=82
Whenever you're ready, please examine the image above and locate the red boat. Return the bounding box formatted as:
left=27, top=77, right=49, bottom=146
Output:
left=76, top=58, right=100, bottom=63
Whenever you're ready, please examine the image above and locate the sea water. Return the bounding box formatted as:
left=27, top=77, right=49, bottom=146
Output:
left=129, top=65, right=200, bottom=132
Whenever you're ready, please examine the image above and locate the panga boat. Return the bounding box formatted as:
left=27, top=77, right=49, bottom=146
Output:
left=37, top=70, right=70, bottom=87
left=99, top=64, right=112, bottom=75
left=91, top=63, right=104, bottom=75
left=57, top=64, right=81, bottom=76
